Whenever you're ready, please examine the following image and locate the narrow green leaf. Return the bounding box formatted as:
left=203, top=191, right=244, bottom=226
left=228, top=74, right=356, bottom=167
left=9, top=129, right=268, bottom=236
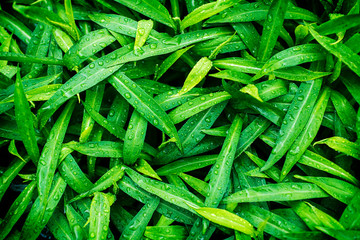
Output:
left=223, top=183, right=328, bottom=203
left=58, top=154, right=94, bottom=193
left=37, top=46, right=127, bottom=129
left=304, top=202, right=345, bottom=230
left=253, top=44, right=326, bottom=80
left=89, top=13, right=166, bottom=42
left=206, top=2, right=319, bottom=24
left=206, top=115, right=243, bottom=208
left=109, top=27, right=233, bottom=67
left=0, top=34, right=11, bottom=67
left=261, top=79, right=322, bottom=171
left=168, top=91, right=231, bottom=124
left=125, top=167, right=204, bottom=212
left=0, top=52, right=65, bottom=66
left=144, top=226, right=187, bottom=240
left=0, top=181, right=36, bottom=240
left=36, top=99, right=75, bottom=205
left=281, top=86, right=331, bottom=180
left=156, top=155, right=217, bottom=176
left=80, top=83, right=105, bottom=143
left=8, top=140, right=25, bottom=163
left=118, top=176, right=197, bottom=225
left=0, top=157, right=29, bottom=201
left=120, top=196, right=160, bottom=240
left=192, top=207, right=256, bottom=237
left=178, top=172, right=209, bottom=197
left=316, top=227, right=360, bottom=240
left=179, top=57, right=212, bottom=95
left=113, top=0, right=176, bottom=29
left=64, top=29, right=116, bottom=71
left=0, top=10, right=32, bottom=45
left=340, top=190, right=360, bottom=230
left=47, top=208, right=75, bottom=240
left=123, top=110, right=148, bottom=165
left=13, top=4, right=78, bottom=40
left=134, top=159, right=161, bottom=180
left=261, top=133, right=359, bottom=185
left=295, top=175, right=359, bottom=204
left=236, top=204, right=306, bottom=239
left=307, top=23, right=360, bottom=78
left=213, top=57, right=331, bottom=81
left=65, top=141, right=124, bottom=158
left=89, top=192, right=111, bottom=240
left=134, top=19, right=153, bottom=53
left=108, top=72, right=182, bottom=151
left=64, top=0, right=80, bottom=41
left=180, top=0, right=240, bottom=31
left=21, top=174, right=67, bottom=240
left=314, top=136, right=360, bottom=160
left=257, top=0, right=290, bottom=62
left=331, top=89, right=357, bottom=131
left=154, top=45, right=193, bottom=81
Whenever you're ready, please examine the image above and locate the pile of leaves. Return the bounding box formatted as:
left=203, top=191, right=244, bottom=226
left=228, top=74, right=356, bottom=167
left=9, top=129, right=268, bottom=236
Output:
left=0, top=0, right=360, bottom=239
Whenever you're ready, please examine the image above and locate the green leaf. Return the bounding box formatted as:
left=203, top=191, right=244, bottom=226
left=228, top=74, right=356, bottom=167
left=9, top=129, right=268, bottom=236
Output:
left=257, top=0, right=290, bottom=62
left=120, top=196, right=160, bottom=240
left=205, top=115, right=243, bottom=208
left=144, top=226, right=187, bottom=240
left=314, top=136, right=360, bottom=160
left=89, top=192, right=111, bottom=240
left=213, top=57, right=331, bottom=81
left=307, top=23, right=360, bottom=78
left=36, top=99, right=75, bottom=206
left=108, top=72, right=182, bottom=151
left=125, top=167, right=204, bottom=212
left=134, top=19, right=154, bottom=52
left=206, top=2, right=319, bottom=24
left=295, top=175, right=359, bottom=204
left=223, top=182, right=328, bottom=203
left=253, top=44, right=327, bottom=80
left=180, top=0, right=241, bottom=31
left=154, top=45, right=193, bottom=81
left=280, top=86, right=331, bottom=180
left=178, top=57, right=212, bottom=95
left=64, top=29, right=116, bottom=71
left=134, top=159, right=162, bottom=180
left=261, top=79, right=322, bottom=171
left=13, top=4, right=78, bottom=41
left=113, top=0, right=176, bottom=29
left=192, top=207, right=256, bottom=237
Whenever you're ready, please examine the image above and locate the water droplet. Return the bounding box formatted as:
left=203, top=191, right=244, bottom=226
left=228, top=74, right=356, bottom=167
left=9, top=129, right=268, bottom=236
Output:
left=89, top=63, right=95, bottom=69
left=138, top=28, right=145, bottom=35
